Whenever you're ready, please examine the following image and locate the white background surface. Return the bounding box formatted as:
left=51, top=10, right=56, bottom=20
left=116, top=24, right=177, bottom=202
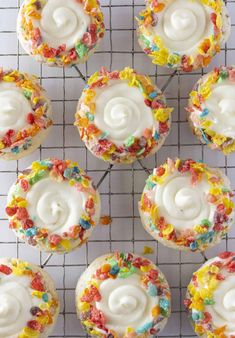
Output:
left=0, top=1, right=235, bottom=337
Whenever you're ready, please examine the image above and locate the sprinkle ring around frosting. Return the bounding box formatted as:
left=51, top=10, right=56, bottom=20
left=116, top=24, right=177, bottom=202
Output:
left=0, top=69, right=52, bottom=160
left=0, top=257, right=59, bottom=338
left=76, top=252, right=171, bottom=338
left=185, top=252, right=235, bottom=337
left=136, top=0, right=231, bottom=72
left=75, top=67, right=173, bottom=164
left=139, top=158, right=234, bottom=251
left=6, top=159, right=101, bottom=253
left=17, top=0, right=105, bottom=67
left=187, top=66, right=235, bottom=155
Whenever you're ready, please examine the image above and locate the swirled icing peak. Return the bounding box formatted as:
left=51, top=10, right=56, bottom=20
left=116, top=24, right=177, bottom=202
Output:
left=39, top=0, right=90, bottom=50
left=94, top=81, right=154, bottom=146
left=96, top=275, right=157, bottom=334
left=26, top=178, right=85, bottom=234
left=154, top=174, right=214, bottom=231
left=157, top=0, right=208, bottom=52
left=185, top=252, right=235, bottom=337
left=139, top=158, right=234, bottom=251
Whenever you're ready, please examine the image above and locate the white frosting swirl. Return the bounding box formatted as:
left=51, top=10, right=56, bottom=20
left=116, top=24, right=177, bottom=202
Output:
left=25, top=178, right=89, bottom=234
left=0, top=274, right=33, bottom=337
left=94, top=81, right=154, bottom=146
left=206, top=275, right=235, bottom=335
left=152, top=173, right=215, bottom=231
left=156, top=0, right=211, bottom=52
left=37, top=0, right=90, bottom=50
left=0, top=82, right=31, bottom=138
left=96, top=275, right=158, bottom=335
left=203, top=81, right=235, bottom=138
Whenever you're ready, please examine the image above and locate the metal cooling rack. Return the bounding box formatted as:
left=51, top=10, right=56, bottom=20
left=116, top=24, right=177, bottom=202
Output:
left=0, top=0, right=235, bottom=337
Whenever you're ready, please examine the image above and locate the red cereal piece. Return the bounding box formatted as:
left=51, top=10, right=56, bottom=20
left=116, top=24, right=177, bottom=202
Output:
left=49, top=234, right=62, bottom=246
left=85, top=198, right=94, bottom=209
left=31, top=273, right=45, bottom=292
left=90, top=306, right=106, bottom=326
left=0, top=264, right=12, bottom=275
left=147, top=269, right=159, bottom=281
left=26, top=113, right=35, bottom=125
left=219, top=252, right=234, bottom=259
left=20, top=178, right=29, bottom=192
left=27, top=320, right=43, bottom=332
left=16, top=207, right=29, bottom=220
left=156, top=166, right=165, bottom=176
left=227, top=261, right=235, bottom=273
left=81, top=285, right=101, bottom=303
left=5, top=206, right=17, bottom=216
left=22, top=219, right=34, bottom=230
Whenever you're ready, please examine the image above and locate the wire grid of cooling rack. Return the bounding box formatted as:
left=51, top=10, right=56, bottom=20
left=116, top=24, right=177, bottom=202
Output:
left=1, top=0, right=235, bottom=337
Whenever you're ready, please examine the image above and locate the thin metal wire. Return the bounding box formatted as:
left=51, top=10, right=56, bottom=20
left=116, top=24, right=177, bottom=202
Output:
left=0, top=1, right=234, bottom=338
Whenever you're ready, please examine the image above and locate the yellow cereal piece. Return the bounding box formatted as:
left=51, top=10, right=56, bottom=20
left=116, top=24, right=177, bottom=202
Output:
left=32, top=162, right=48, bottom=172
left=152, top=305, right=160, bottom=317
left=199, top=85, right=212, bottom=100
left=200, top=120, right=213, bottom=129
left=69, top=179, right=75, bottom=186
left=167, top=53, right=180, bottom=65
left=209, top=265, right=219, bottom=274
left=142, top=246, right=154, bottom=255
left=60, top=239, right=71, bottom=251
left=223, top=141, right=235, bottom=155
left=209, top=187, right=221, bottom=196
left=88, top=72, right=99, bottom=86
left=79, top=302, right=91, bottom=312
left=195, top=325, right=205, bottom=335
left=162, top=224, right=174, bottom=236
left=19, top=327, right=40, bottom=338
left=212, top=134, right=227, bottom=146
left=3, top=75, right=15, bottom=82
left=205, top=128, right=216, bottom=137
left=32, top=290, right=44, bottom=298
left=154, top=108, right=171, bottom=123
left=152, top=48, right=169, bottom=66
left=37, top=315, right=51, bottom=325
left=18, top=200, right=28, bottom=208
left=119, top=67, right=134, bottom=81
left=199, top=288, right=212, bottom=300
left=194, top=225, right=207, bottom=234
left=140, top=265, right=151, bottom=272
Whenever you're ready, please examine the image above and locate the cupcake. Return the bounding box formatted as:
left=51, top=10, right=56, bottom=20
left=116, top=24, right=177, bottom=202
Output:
left=185, top=251, right=235, bottom=337
left=0, top=69, right=52, bottom=160
left=139, top=158, right=234, bottom=251
left=75, top=67, right=173, bottom=164
left=0, top=257, right=59, bottom=337
left=17, top=0, right=105, bottom=67
left=136, top=0, right=231, bottom=72
left=76, top=252, right=171, bottom=337
left=6, top=159, right=101, bottom=254
left=188, top=66, right=235, bottom=155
